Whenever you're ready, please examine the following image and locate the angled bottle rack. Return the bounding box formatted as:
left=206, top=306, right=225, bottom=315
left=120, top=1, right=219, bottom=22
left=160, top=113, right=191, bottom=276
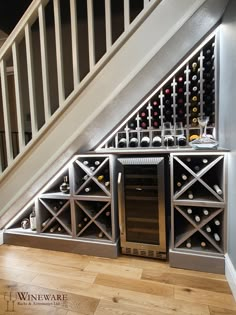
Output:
left=169, top=152, right=227, bottom=274
left=97, top=34, right=217, bottom=150
left=4, top=154, right=119, bottom=258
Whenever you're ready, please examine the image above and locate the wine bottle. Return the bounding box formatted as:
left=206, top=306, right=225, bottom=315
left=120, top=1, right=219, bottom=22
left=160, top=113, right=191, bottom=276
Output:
left=202, top=209, right=209, bottom=216
left=164, top=88, right=171, bottom=95
left=90, top=166, right=96, bottom=172
left=104, top=181, right=110, bottom=187
left=213, top=184, right=223, bottom=195
left=57, top=226, right=63, bottom=232
left=205, top=225, right=211, bottom=233
left=177, top=87, right=184, bottom=93
left=187, top=208, right=192, bottom=214
left=84, top=187, right=91, bottom=193
left=94, top=160, right=101, bottom=166
left=30, top=208, right=37, bottom=231
left=21, top=218, right=30, bottom=229
left=164, top=135, right=174, bottom=147
left=186, top=239, right=192, bottom=248
left=191, top=96, right=198, bottom=102
left=177, top=76, right=184, bottom=83
left=200, top=241, right=207, bottom=248
left=202, top=158, right=208, bottom=164
left=98, top=231, right=104, bottom=238
left=176, top=181, right=182, bottom=188
left=129, top=137, right=139, bottom=147
left=42, top=218, right=51, bottom=228
left=140, top=136, right=150, bottom=147
left=140, top=121, right=147, bottom=129
left=118, top=138, right=127, bottom=148
left=78, top=222, right=84, bottom=229
left=191, top=106, right=199, bottom=114
left=152, top=136, right=162, bottom=147
left=97, top=175, right=104, bottom=182
left=83, top=160, right=89, bottom=166
left=83, top=217, right=89, bottom=222
left=195, top=215, right=201, bottom=223
left=191, top=62, right=198, bottom=72
left=60, top=176, right=70, bottom=193
left=153, top=121, right=159, bottom=128
left=83, top=174, right=90, bottom=181
left=189, top=134, right=199, bottom=141
left=177, top=135, right=186, bottom=146
left=191, top=74, right=198, bottom=81
left=186, top=157, right=192, bottom=163
left=193, top=165, right=200, bottom=172
left=152, top=100, right=159, bottom=107
left=50, top=224, right=60, bottom=233
left=213, top=233, right=221, bottom=242
left=187, top=191, right=194, bottom=200
left=214, top=218, right=221, bottom=226
left=181, top=174, right=188, bottom=181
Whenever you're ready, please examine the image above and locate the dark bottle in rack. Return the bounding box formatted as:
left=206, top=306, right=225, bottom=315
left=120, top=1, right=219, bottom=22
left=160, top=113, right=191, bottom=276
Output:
left=50, top=224, right=60, bottom=233
left=187, top=208, right=192, bottom=214
left=214, top=233, right=221, bottom=242
left=176, top=135, right=186, bottom=146
left=176, top=181, right=182, bottom=188
left=83, top=160, right=89, bottom=166
left=60, top=176, right=70, bottom=193
left=191, top=62, right=198, bottom=72
left=118, top=138, right=127, bottom=148
left=187, top=191, right=194, bottom=200
left=140, top=120, right=148, bottom=129
left=152, top=100, right=159, bottom=107
left=194, top=215, right=201, bottom=223
left=202, top=209, right=209, bottom=216
left=128, top=121, right=136, bottom=130
left=152, top=135, right=162, bottom=147
left=213, top=184, right=223, bottom=195
left=164, top=135, right=174, bottom=147
left=84, top=187, right=91, bottom=193
left=200, top=241, right=207, bottom=248
left=164, top=88, right=171, bottom=95
left=42, top=217, right=51, bottom=228
left=186, top=239, right=192, bottom=248
left=140, top=136, right=150, bottom=147
left=98, top=231, right=104, bottom=238
left=152, top=120, right=159, bottom=128
left=205, top=225, right=211, bottom=233
left=214, top=218, right=221, bottom=226
left=94, top=160, right=101, bottom=166
left=129, top=137, right=139, bottom=147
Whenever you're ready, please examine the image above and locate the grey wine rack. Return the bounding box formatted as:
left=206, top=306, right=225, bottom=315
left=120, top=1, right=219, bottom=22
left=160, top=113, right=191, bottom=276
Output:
left=169, top=151, right=227, bottom=274
left=4, top=154, right=119, bottom=258
left=97, top=35, right=217, bottom=150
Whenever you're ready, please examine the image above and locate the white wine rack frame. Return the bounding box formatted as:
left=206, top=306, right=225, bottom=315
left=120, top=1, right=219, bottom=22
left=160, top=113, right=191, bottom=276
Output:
left=6, top=154, right=118, bottom=244
left=170, top=152, right=227, bottom=256
left=98, top=36, right=216, bottom=150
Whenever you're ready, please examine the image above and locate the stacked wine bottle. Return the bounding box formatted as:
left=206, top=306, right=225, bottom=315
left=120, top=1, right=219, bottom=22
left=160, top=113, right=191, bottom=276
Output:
left=101, top=37, right=216, bottom=150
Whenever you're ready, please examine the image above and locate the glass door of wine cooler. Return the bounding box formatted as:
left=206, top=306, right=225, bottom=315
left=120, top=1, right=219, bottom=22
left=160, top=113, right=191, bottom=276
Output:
left=118, top=157, right=166, bottom=259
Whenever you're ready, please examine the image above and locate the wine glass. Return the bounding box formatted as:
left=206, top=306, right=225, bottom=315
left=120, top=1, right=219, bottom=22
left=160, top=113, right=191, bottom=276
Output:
left=198, top=116, right=209, bottom=138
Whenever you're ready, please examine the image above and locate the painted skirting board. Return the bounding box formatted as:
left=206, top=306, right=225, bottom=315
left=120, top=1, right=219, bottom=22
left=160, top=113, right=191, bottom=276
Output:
left=225, top=254, right=236, bottom=301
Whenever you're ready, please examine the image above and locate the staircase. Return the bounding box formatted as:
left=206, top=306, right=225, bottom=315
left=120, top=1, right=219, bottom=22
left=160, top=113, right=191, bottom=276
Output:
left=0, top=0, right=229, bottom=228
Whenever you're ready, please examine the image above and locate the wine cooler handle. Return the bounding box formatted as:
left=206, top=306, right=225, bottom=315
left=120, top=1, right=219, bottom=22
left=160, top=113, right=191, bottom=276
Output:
left=117, top=172, right=124, bottom=234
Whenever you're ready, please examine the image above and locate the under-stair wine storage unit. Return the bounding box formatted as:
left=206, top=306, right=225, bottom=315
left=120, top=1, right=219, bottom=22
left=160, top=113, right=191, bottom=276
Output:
left=117, top=157, right=167, bottom=259
left=169, top=152, right=227, bottom=273
left=4, top=154, right=119, bottom=258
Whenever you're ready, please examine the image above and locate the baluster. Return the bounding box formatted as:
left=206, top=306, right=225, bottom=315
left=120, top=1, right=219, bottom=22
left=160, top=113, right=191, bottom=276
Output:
left=25, top=23, right=38, bottom=137
left=70, top=0, right=80, bottom=87
left=0, top=59, right=13, bottom=166
left=38, top=3, right=51, bottom=122
left=87, top=0, right=95, bottom=70
left=12, top=42, right=25, bottom=152
left=124, top=0, right=130, bottom=30
left=53, top=0, right=65, bottom=106
left=105, top=0, right=112, bottom=51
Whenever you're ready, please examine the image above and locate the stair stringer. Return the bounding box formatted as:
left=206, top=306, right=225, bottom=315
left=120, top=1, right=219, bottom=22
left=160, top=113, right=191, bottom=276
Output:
left=0, top=0, right=229, bottom=229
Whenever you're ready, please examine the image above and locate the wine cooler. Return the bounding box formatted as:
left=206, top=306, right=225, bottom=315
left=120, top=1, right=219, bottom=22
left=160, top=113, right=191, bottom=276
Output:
left=117, top=157, right=167, bottom=259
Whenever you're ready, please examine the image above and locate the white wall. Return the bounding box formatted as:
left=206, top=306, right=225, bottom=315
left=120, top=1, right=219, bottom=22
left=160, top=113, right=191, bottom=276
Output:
left=219, top=0, right=236, bottom=272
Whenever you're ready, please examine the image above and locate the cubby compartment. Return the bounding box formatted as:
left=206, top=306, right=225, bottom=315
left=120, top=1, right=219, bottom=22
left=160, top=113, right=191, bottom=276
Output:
left=43, top=170, right=70, bottom=195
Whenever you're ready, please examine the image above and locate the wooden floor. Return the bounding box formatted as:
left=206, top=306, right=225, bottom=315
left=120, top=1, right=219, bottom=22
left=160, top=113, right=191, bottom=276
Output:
left=0, top=245, right=235, bottom=315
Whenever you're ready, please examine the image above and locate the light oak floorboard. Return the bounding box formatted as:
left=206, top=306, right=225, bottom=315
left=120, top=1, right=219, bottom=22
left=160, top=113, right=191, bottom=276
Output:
left=142, top=271, right=231, bottom=294
left=85, top=261, right=143, bottom=280
left=209, top=306, right=236, bottom=315
left=175, top=286, right=236, bottom=311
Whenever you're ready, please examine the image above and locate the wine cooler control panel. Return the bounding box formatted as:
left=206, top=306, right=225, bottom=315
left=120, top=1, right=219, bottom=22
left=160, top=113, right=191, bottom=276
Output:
left=97, top=35, right=216, bottom=150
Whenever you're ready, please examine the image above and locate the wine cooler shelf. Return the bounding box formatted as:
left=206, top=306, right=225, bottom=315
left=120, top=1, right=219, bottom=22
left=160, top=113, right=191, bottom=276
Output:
left=6, top=154, right=117, bottom=243
left=98, top=36, right=216, bottom=150
left=170, top=152, right=226, bottom=256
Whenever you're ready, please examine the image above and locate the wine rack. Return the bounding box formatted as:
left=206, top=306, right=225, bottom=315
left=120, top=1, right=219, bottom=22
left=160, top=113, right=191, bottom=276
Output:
left=5, top=154, right=119, bottom=257
left=169, top=152, right=227, bottom=273
left=97, top=35, right=216, bottom=150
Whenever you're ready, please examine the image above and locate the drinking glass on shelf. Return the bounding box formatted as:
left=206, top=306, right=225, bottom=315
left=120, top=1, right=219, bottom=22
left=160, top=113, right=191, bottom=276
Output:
left=198, top=116, right=209, bottom=138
